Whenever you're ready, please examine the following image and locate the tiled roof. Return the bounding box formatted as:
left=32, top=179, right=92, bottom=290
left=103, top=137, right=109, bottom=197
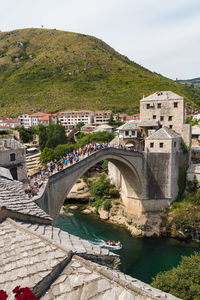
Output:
left=42, top=255, right=180, bottom=300
left=0, top=218, right=69, bottom=297
left=117, top=120, right=140, bottom=131
left=0, top=177, right=51, bottom=221
left=18, top=221, right=115, bottom=258
left=146, top=127, right=181, bottom=140
left=139, top=120, right=159, bottom=127
left=140, top=91, right=184, bottom=102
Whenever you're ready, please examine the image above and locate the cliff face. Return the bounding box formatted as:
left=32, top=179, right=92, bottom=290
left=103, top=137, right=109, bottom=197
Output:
left=0, top=28, right=200, bottom=116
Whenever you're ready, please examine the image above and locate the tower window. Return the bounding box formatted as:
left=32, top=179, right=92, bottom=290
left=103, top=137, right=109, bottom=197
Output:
left=168, top=116, right=172, bottom=121
left=160, top=143, right=164, bottom=148
left=160, top=116, right=164, bottom=121
left=150, top=142, right=154, bottom=148
left=153, top=115, right=156, bottom=119
left=147, top=104, right=150, bottom=109
left=10, top=153, right=16, bottom=161
left=157, top=103, right=161, bottom=108
left=174, top=102, right=178, bottom=108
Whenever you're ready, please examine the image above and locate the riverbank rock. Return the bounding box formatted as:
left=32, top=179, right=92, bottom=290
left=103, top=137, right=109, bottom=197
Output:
left=82, top=206, right=96, bottom=214
left=67, top=179, right=91, bottom=200
left=99, top=207, right=109, bottom=220
left=60, top=206, right=74, bottom=216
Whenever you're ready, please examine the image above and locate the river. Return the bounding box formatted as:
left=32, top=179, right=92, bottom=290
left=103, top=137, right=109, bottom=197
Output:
left=56, top=208, right=200, bottom=284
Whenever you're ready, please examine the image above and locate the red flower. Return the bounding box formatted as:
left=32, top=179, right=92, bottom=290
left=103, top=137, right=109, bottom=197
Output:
left=13, top=286, right=37, bottom=300
left=13, top=286, right=21, bottom=293
left=0, top=290, right=8, bottom=300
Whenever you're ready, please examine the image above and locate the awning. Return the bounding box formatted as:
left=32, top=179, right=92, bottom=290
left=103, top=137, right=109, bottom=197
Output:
left=125, top=143, right=134, bottom=147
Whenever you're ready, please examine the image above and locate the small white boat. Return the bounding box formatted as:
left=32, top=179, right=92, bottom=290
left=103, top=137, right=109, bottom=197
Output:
left=103, top=241, right=122, bottom=250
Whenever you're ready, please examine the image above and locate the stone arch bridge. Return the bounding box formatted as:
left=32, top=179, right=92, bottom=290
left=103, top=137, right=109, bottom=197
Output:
left=35, top=148, right=184, bottom=224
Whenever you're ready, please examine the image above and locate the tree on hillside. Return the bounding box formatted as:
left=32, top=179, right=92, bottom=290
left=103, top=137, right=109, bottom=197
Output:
left=151, top=252, right=200, bottom=300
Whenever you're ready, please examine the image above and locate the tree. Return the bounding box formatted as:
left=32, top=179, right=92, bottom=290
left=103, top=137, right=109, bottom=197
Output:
left=39, top=124, right=68, bottom=149
left=40, top=147, right=54, bottom=164
left=38, top=124, right=47, bottom=151
left=151, top=252, right=200, bottom=300
left=18, top=126, right=35, bottom=143
left=76, top=122, right=84, bottom=131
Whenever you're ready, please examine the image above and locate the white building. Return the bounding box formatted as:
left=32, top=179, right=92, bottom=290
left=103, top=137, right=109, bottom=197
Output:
left=18, top=114, right=32, bottom=128
left=93, top=110, right=112, bottom=125
left=29, top=112, right=49, bottom=126
left=57, top=110, right=94, bottom=129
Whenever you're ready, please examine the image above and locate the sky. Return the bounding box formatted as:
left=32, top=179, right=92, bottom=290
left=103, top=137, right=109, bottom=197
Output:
left=0, top=0, right=200, bottom=80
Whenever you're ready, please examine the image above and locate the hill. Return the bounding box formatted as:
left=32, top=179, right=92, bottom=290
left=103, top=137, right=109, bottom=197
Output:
left=178, top=77, right=200, bottom=89
left=0, top=28, right=200, bottom=116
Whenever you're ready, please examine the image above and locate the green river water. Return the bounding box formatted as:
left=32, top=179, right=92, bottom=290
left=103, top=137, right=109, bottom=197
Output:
left=56, top=208, right=200, bottom=284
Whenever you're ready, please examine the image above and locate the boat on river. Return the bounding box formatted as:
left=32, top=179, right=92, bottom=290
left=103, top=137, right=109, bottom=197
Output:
left=103, top=240, right=122, bottom=250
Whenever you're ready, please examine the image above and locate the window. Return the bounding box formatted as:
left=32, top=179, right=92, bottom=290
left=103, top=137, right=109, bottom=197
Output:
left=157, top=103, right=161, bottom=108
left=147, top=104, right=150, bottom=109
left=153, top=115, right=156, bottom=119
left=168, top=116, right=172, bottom=121
left=174, top=102, right=178, bottom=108
left=169, top=125, right=173, bottom=129
left=160, top=143, right=164, bottom=148
left=160, top=116, right=164, bottom=121
left=132, top=130, right=136, bottom=136
left=150, top=142, right=154, bottom=148
left=125, top=131, right=129, bottom=136
left=174, top=142, right=176, bottom=147
left=10, top=153, right=16, bottom=161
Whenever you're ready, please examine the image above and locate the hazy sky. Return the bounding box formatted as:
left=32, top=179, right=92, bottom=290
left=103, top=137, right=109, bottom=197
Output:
left=0, top=0, right=199, bottom=79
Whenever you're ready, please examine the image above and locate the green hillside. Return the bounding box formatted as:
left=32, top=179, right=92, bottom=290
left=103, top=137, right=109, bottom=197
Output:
left=178, top=77, right=200, bottom=89
left=0, top=28, right=200, bottom=116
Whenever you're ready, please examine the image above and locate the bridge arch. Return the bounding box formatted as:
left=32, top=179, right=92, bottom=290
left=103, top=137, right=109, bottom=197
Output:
left=40, top=148, right=145, bottom=222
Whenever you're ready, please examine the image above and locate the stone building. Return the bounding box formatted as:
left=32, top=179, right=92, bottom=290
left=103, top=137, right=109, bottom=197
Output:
left=116, top=120, right=144, bottom=151
left=0, top=138, right=27, bottom=182
left=39, top=114, right=58, bottom=126
left=140, top=91, right=191, bottom=146
left=140, top=91, right=185, bottom=132
left=145, top=126, right=182, bottom=153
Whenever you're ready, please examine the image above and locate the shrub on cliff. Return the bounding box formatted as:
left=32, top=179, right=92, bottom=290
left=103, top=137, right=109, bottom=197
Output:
left=151, top=252, right=200, bottom=300
left=103, top=199, right=112, bottom=211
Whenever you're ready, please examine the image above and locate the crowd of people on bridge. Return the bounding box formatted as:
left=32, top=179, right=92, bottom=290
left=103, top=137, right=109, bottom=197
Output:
left=25, top=142, right=133, bottom=198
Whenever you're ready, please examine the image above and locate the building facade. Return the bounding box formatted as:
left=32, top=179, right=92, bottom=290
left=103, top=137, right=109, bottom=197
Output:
left=57, top=110, right=94, bottom=129
left=93, top=110, right=112, bottom=125
left=140, top=91, right=185, bottom=132
left=0, top=138, right=27, bottom=182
